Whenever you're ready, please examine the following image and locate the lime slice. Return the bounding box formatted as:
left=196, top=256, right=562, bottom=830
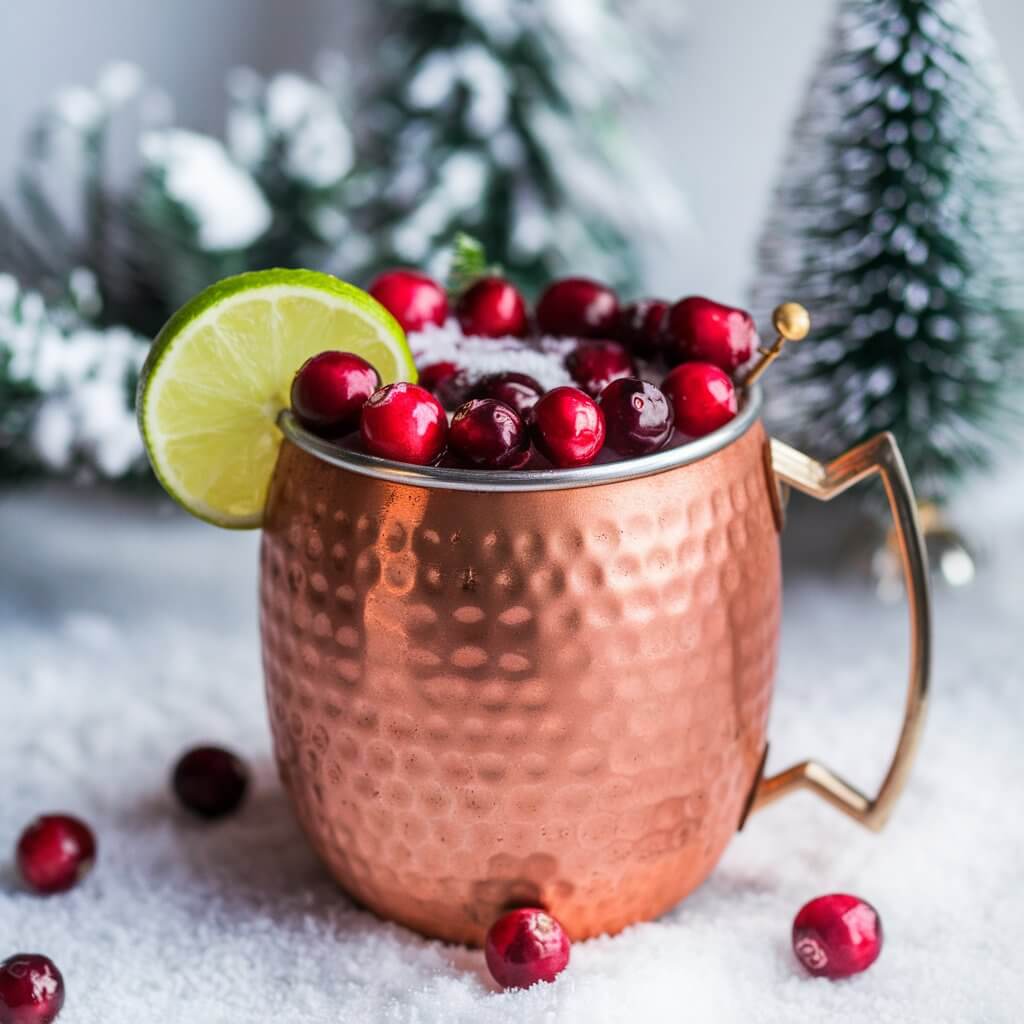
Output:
left=138, top=269, right=415, bottom=528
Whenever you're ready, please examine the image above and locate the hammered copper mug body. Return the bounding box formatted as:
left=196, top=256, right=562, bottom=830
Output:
left=259, top=388, right=931, bottom=946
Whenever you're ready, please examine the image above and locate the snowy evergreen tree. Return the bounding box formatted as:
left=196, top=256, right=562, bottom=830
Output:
left=353, top=0, right=685, bottom=295
left=752, top=0, right=1024, bottom=504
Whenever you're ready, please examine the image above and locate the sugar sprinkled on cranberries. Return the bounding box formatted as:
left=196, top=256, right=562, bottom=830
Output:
left=449, top=399, right=531, bottom=469
left=664, top=296, right=757, bottom=372
left=484, top=908, right=571, bottom=990
left=456, top=277, right=528, bottom=338
left=792, top=893, right=883, bottom=979
left=369, top=269, right=448, bottom=333
left=172, top=745, right=250, bottom=820
left=290, top=351, right=380, bottom=437
left=472, top=372, right=545, bottom=418
left=0, top=954, right=65, bottom=1024
left=599, top=378, right=673, bottom=456
left=536, top=277, right=619, bottom=338
left=360, top=382, right=448, bottom=464
left=531, top=386, right=606, bottom=467
left=16, top=815, right=96, bottom=895
left=662, top=361, right=738, bottom=437
left=565, top=340, right=636, bottom=398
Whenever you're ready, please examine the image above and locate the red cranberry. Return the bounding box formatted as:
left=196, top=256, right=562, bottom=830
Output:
left=172, top=745, right=249, bottom=820
left=565, top=340, right=636, bottom=398
left=369, top=269, right=448, bottom=334
left=16, top=815, right=96, bottom=895
left=536, top=277, right=618, bottom=338
left=599, top=378, right=673, bottom=456
left=662, top=362, right=738, bottom=437
left=418, top=361, right=459, bottom=391
left=449, top=399, right=530, bottom=469
left=290, top=351, right=380, bottom=437
left=616, top=298, right=669, bottom=358
left=484, top=908, right=571, bottom=990
left=531, top=386, right=606, bottom=467
left=456, top=277, right=527, bottom=338
left=792, top=894, right=883, bottom=979
left=360, top=382, right=447, bottom=464
left=472, top=372, right=544, bottom=417
left=435, top=373, right=475, bottom=411
left=0, top=955, right=64, bottom=1024
left=664, top=296, right=758, bottom=371
left=417, top=362, right=474, bottom=410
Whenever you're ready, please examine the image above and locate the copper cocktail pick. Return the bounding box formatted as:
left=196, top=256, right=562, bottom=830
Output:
left=743, top=302, right=810, bottom=388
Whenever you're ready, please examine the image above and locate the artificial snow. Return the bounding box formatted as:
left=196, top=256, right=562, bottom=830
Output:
left=407, top=52, right=460, bottom=110
left=406, top=46, right=509, bottom=137
left=140, top=130, right=272, bottom=251
left=227, top=68, right=354, bottom=190
left=226, top=107, right=268, bottom=168
left=95, top=61, right=144, bottom=106
left=361, top=0, right=687, bottom=284
left=52, top=85, right=103, bottom=130
left=2, top=469, right=1022, bottom=1022
left=268, top=73, right=353, bottom=187
left=0, top=278, right=147, bottom=478
left=409, top=320, right=575, bottom=392
left=29, top=402, right=76, bottom=472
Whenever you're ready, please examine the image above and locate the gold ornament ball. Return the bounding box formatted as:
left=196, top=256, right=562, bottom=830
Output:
left=772, top=302, right=810, bottom=341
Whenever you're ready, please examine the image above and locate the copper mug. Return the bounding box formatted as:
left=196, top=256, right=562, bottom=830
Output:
left=259, top=385, right=930, bottom=946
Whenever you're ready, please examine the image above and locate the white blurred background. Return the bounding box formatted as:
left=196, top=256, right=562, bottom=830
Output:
left=3, top=8, right=1024, bottom=1021
left=2, top=0, right=1022, bottom=303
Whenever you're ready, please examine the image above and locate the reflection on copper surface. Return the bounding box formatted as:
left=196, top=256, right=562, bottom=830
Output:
left=260, top=422, right=780, bottom=945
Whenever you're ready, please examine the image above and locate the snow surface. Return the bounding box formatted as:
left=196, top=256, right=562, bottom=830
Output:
left=1, top=463, right=1022, bottom=1022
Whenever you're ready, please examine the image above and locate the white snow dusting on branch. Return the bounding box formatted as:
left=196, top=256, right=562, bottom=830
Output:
left=228, top=69, right=355, bottom=189
left=140, top=130, right=271, bottom=251
left=0, top=274, right=147, bottom=478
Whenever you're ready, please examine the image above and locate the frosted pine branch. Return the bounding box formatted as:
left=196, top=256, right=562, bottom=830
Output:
left=0, top=274, right=147, bottom=479
left=355, top=0, right=687, bottom=294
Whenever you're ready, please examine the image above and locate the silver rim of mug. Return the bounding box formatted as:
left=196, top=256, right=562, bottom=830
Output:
left=277, top=384, right=763, bottom=493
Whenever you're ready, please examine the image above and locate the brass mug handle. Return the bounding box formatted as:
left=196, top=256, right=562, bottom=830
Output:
left=749, top=433, right=932, bottom=831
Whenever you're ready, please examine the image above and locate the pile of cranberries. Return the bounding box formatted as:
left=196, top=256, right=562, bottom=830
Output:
left=288, top=271, right=759, bottom=470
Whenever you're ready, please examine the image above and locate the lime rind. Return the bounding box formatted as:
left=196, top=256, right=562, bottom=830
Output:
left=138, top=269, right=416, bottom=529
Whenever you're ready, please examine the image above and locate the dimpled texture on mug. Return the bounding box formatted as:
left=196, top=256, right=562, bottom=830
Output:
left=260, top=423, right=781, bottom=946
